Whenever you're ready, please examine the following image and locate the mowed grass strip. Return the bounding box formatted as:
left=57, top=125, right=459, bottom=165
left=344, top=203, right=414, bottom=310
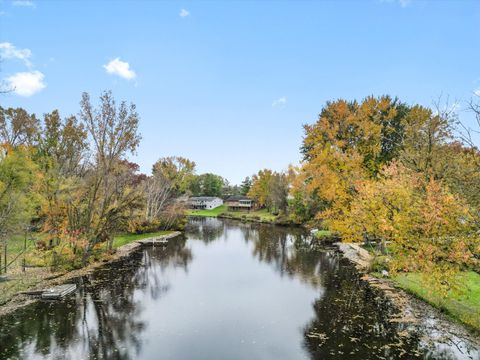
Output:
left=186, top=205, right=226, bottom=217
left=394, top=271, right=480, bottom=331
left=187, top=205, right=279, bottom=222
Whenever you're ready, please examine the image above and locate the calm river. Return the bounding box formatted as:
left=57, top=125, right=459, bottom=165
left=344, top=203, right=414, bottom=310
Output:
left=0, top=218, right=478, bottom=359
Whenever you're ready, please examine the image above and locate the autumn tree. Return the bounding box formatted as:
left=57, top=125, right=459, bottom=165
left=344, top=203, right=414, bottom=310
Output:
left=152, top=156, right=196, bottom=195
left=302, top=96, right=408, bottom=176
left=0, top=145, right=38, bottom=273
left=0, top=106, right=39, bottom=148
left=248, top=169, right=289, bottom=213
left=325, top=161, right=478, bottom=295
left=143, top=168, right=185, bottom=232
left=295, top=96, right=410, bottom=223
left=69, top=91, right=142, bottom=261
left=248, top=169, right=273, bottom=209
left=400, top=103, right=454, bottom=180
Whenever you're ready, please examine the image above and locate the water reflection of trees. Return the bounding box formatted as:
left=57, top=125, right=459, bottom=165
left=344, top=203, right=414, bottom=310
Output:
left=300, top=258, right=428, bottom=359
left=0, top=237, right=193, bottom=360
left=247, top=224, right=338, bottom=288
left=185, top=217, right=225, bottom=244
left=241, top=223, right=452, bottom=359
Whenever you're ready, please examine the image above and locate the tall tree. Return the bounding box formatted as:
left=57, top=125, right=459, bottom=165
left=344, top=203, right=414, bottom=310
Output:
left=76, top=91, right=142, bottom=261
left=248, top=169, right=288, bottom=212
left=190, top=173, right=224, bottom=197
left=240, top=177, right=252, bottom=196
left=0, top=107, right=39, bottom=148
left=152, top=156, right=196, bottom=195
left=400, top=104, right=454, bottom=180
left=0, top=145, right=38, bottom=273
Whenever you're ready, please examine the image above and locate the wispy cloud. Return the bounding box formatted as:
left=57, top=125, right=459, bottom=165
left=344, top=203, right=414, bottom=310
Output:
left=6, top=70, right=45, bottom=96
left=272, top=96, right=287, bottom=108
left=474, top=89, right=480, bottom=97
left=179, top=8, right=190, bottom=18
left=12, top=0, right=36, bottom=8
left=399, top=0, right=412, bottom=7
left=379, top=0, right=412, bottom=8
left=0, top=42, right=32, bottom=66
left=103, top=58, right=136, bottom=80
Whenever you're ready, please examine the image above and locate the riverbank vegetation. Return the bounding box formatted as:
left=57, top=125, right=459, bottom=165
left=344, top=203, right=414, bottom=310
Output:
left=2, top=89, right=479, bottom=332
left=287, top=95, right=480, bottom=329
left=237, top=95, right=480, bottom=330
left=394, top=271, right=480, bottom=331
left=0, top=92, right=189, bottom=277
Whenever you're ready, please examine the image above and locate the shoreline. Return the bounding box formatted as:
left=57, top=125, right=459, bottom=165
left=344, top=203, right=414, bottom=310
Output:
left=335, top=241, right=480, bottom=353
left=0, top=231, right=182, bottom=318
left=188, top=212, right=303, bottom=227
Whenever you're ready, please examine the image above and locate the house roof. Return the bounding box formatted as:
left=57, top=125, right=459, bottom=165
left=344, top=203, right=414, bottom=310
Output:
left=225, top=195, right=252, bottom=201
left=189, top=196, right=221, bottom=201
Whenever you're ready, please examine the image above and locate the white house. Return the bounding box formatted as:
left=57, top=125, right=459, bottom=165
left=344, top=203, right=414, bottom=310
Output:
left=189, top=196, right=223, bottom=210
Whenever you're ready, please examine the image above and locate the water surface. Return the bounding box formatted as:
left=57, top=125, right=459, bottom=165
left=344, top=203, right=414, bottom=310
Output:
left=0, top=218, right=478, bottom=359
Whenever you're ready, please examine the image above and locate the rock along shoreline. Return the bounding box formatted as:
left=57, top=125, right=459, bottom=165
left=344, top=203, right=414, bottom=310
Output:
left=335, top=242, right=480, bottom=356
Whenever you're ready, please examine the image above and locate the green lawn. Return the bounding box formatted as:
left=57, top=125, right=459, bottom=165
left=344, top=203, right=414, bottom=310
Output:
left=394, top=271, right=480, bottom=331
left=3, top=231, right=174, bottom=263
left=186, top=205, right=226, bottom=217
left=313, top=230, right=332, bottom=239
left=3, top=234, right=44, bottom=269
left=186, top=205, right=280, bottom=222
left=225, top=208, right=277, bottom=222
left=112, top=230, right=174, bottom=249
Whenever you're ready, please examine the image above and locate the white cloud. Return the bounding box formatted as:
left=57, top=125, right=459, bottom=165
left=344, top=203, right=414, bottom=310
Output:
left=0, top=42, right=32, bottom=66
left=6, top=70, right=46, bottom=96
left=474, top=89, right=480, bottom=97
left=272, top=96, right=287, bottom=108
left=179, top=8, right=190, bottom=17
left=12, top=0, right=36, bottom=8
left=103, top=58, right=136, bottom=80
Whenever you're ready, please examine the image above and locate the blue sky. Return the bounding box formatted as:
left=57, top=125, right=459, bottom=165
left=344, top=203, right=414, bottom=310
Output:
left=1, top=0, right=479, bottom=184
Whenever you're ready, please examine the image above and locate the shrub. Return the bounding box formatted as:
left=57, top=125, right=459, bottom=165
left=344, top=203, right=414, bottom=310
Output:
left=371, top=255, right=390, bottom=273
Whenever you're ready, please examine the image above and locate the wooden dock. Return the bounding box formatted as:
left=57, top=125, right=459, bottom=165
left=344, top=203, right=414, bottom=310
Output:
left=41, top=284, right=77, bottom=300
left=137, top=231, right=182, bottom=246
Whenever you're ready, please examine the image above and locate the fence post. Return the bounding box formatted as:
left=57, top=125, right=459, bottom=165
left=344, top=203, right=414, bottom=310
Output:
left=3, top=241, right=6, bottom=274
left=23, top=232, right=27, bottom=272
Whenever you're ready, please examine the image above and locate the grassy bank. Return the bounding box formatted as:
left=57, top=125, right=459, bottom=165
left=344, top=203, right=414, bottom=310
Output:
left=341, top=242, right=480, bottom=332
left=221, top=208, right=278, bottom=222
left=0, top=230, right=175, bottom=306
left=187, top=205, right=227, bottom=217
left=313, top=230, right=332, bottom=239
left=3, top=234, right=45, bottom=268
left=393, top=271, right=480, bottom=331
left=187, top=205, right=281, bottom=223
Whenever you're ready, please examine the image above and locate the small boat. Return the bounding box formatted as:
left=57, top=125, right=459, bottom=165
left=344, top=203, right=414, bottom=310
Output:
left=41, top=284, right=77, bottom=300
